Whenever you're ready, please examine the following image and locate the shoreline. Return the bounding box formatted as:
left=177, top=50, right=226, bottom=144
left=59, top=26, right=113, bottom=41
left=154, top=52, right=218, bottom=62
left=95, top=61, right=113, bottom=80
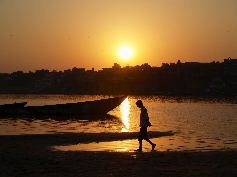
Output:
left=1, top=132, right=237, bottom=176
left=0, top=131, right=174, bottom=146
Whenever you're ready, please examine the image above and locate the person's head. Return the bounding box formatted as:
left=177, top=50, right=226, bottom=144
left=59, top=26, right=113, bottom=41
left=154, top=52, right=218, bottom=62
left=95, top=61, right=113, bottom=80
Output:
left=136, top=100, right=143, bottom=108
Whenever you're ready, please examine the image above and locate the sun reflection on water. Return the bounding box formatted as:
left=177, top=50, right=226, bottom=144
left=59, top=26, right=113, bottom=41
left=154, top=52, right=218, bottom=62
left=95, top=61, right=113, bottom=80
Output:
left=120, top=97, right=130, bottom=132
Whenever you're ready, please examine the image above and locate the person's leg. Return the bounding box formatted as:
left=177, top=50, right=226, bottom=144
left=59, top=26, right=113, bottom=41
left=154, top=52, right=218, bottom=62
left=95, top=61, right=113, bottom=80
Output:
left=144, top=137, right=156, bottom=150
left=143, top=127, right=156, bottom=151
left=135, top=128, right=143, bottom=151
left=138, top=127, right=147, bottom=151
left=139, top=139, right=142, bottom=150
left=144, top=137, right=153, bottom=145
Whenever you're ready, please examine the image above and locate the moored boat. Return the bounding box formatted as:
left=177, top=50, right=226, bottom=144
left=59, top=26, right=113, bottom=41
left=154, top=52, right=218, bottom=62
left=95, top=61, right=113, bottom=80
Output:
left=0, top=102, right=27, bottom=114
left=1, top=95, right=127, bottom=116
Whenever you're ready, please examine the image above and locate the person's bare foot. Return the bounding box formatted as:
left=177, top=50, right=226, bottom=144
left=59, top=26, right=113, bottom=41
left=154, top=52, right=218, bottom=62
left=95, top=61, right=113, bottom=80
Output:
left=134, top=149, right=142, bottom=152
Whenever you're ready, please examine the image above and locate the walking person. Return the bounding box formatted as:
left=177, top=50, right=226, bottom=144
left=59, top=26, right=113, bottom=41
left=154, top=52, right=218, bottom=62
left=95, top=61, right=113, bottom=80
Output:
left=135, top=100, right=156, bottom=152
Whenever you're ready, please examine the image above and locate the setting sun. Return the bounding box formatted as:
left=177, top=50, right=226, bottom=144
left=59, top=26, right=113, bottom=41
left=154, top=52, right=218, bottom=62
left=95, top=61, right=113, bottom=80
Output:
left=118, top=46, right=133, bottom=60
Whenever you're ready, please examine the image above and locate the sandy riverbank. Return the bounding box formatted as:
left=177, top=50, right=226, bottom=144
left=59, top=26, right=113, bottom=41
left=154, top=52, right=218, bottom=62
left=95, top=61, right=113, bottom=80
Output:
left=1, top=132, right=237, bottom=176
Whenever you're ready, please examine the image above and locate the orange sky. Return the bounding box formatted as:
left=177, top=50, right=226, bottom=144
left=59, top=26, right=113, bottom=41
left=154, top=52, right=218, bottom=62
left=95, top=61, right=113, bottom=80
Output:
left=0, top=0, right=237, bottom=73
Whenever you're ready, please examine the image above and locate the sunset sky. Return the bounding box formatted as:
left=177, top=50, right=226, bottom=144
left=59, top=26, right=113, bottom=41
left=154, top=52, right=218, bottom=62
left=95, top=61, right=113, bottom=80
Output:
left=1, top=0, right=237, bottom=73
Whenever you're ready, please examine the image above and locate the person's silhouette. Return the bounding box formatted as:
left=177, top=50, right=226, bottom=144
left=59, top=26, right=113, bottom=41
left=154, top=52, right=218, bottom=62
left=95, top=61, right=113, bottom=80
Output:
left=135, top=100, right=156, bottom=152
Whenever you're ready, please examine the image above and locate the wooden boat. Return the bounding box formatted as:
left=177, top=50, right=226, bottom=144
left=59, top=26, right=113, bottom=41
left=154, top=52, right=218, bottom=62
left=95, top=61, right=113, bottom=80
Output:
left=0, top=102, right=27, bottom=114
left=1, top=96, right=127, bottom=116
left=0, top=102, right=27, bottom=108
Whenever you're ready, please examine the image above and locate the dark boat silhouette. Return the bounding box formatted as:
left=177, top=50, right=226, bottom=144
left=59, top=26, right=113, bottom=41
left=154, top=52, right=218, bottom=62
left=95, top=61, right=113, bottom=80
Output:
left=0, top=96, right=127, bottom=116
left=0, top=102, right=27, bottom=114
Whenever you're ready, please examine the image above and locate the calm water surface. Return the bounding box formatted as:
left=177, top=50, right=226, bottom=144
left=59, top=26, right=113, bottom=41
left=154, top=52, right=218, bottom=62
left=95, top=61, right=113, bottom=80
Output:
left=1, top=94, right=237, bottom=151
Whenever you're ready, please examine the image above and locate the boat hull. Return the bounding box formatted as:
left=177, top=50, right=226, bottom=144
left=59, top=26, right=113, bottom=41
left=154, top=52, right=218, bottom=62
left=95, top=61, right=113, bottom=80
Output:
left=0, top=102, right=27, bottom=114
left=1, top=96, right=127, bottom=116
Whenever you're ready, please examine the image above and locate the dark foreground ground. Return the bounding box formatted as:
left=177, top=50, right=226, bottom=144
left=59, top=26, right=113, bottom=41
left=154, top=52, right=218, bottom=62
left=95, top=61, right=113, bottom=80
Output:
left=1, top=133, right=237, bottom=177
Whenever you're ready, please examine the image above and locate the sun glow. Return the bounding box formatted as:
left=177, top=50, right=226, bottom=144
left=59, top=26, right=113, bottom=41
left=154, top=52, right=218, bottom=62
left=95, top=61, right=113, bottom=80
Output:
left=118, top=46, right=133, bottom=60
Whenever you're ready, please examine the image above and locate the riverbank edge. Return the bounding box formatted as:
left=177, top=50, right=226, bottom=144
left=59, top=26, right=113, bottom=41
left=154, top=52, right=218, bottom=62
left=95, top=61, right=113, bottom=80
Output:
left=1, top=132, right=237, bottom=176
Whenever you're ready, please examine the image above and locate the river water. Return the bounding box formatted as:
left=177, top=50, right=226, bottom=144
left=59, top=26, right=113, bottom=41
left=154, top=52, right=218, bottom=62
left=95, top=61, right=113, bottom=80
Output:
left=0, top=94, right=237, bottom=151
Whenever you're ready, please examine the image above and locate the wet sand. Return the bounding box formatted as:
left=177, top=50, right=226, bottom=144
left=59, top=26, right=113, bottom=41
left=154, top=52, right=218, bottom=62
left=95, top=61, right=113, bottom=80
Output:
left=1, top=132, right=237, bottom=176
